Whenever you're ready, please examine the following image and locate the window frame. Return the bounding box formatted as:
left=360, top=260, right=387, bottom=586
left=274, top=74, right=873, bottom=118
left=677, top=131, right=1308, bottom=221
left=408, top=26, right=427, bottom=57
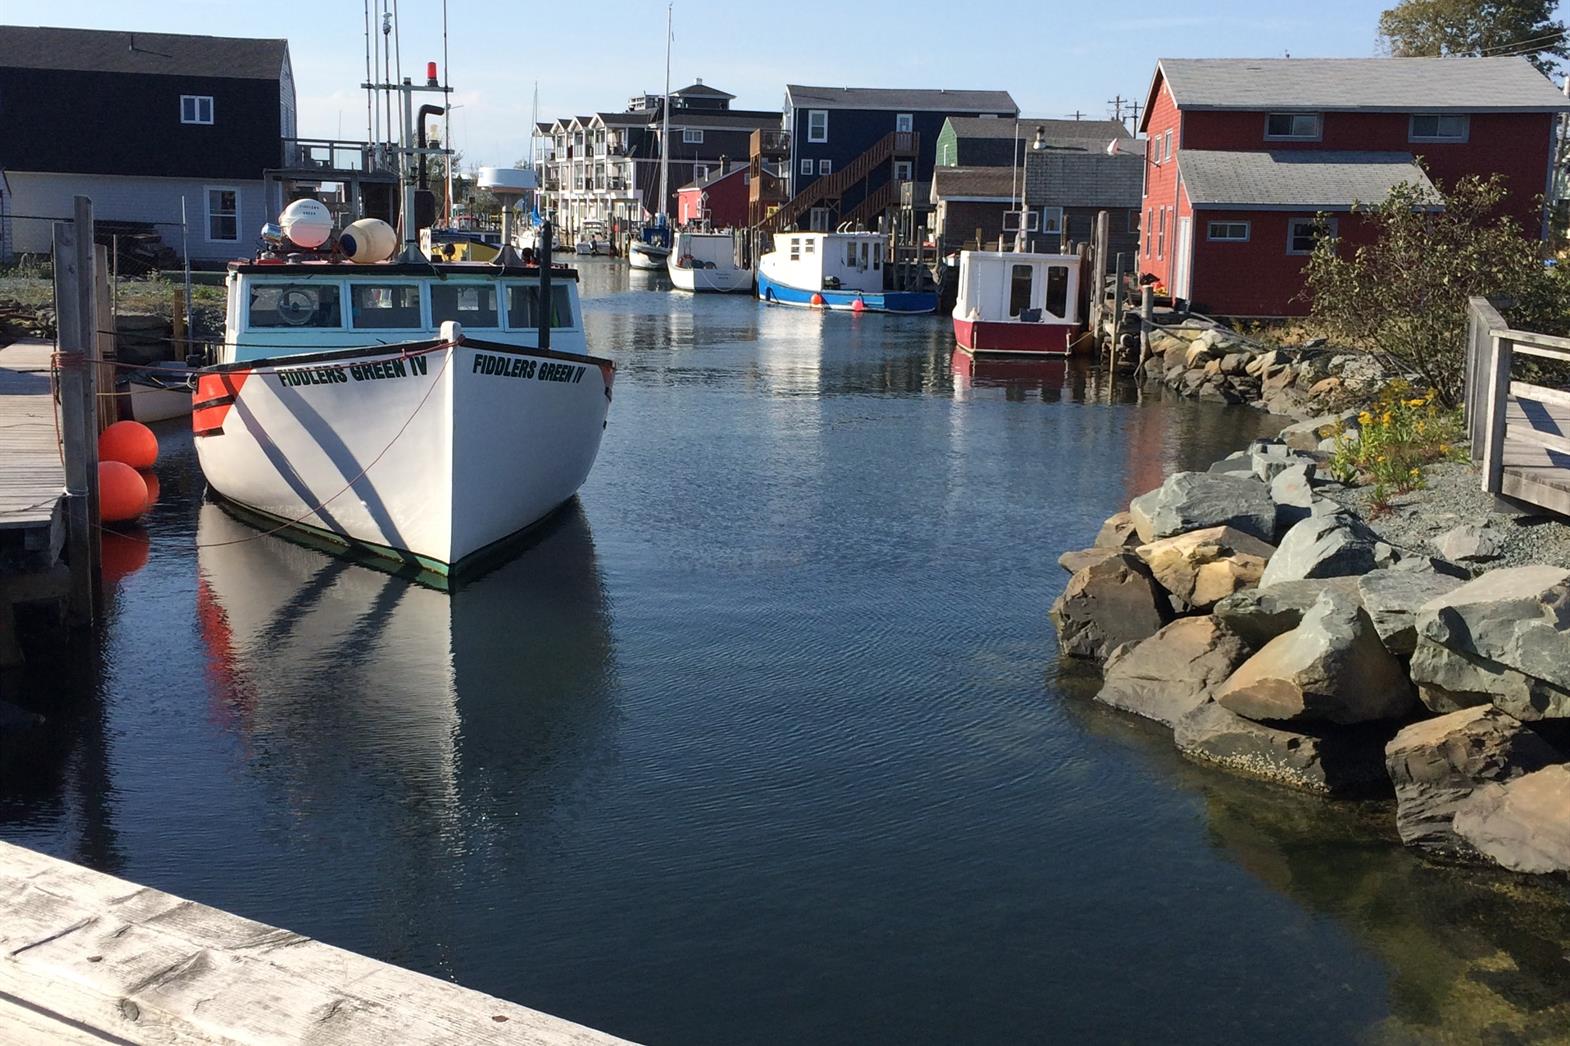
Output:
left=800, top=158, right=814, bottom=176
left=181, top=94, right=214, bottom=125
left=683, top=127, right=704, bottom=144
left=1409, top=113, right=1469, bottom=142
left=895, top=112, right=913, bottom=133
left=1264, top=112, right=1322, bottom=141
left=1163, top=129, right=1173, bottom=162
left=348, top=282, right=426, bottom=330
left=818, top=159, right=832, bottom=176
left=894, top=159, right=913, bottom=181
left=1039, top=206, right=1064, bottom=236
left=1206, top=220, right=1250, bottom=242
left=1157, top=207, right=1166, bottom=259
left=806, top=109, right=829, bottom=143
left=204, top=185, right=240, bottom=243
left=244, top=280, right=345, bottom=330
left=1287, top=216, right=1336, bottom=256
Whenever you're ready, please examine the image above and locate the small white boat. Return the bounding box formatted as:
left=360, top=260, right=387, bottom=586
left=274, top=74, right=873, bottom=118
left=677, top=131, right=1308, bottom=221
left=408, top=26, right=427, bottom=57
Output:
left=952, top=250, right=1083, bottom=356
left=125, top=363, right=195, bottom=423
left=628, top=238, right=671, bottom=270
left=574, top=220, right=611, bottom=256
left=755, top=230, right=936, bottom=313
left=668, top=230, right=750, bottom=293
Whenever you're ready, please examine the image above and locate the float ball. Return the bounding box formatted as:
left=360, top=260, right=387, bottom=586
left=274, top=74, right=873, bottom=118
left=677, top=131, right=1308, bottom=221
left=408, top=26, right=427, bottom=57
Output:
left=851, top=297, right=866, bottom=313
left=99, top=420, right=159, bottom=469
left=810, top=293, right=825, bottom=307
left=99, top=461, right=148, bottom=523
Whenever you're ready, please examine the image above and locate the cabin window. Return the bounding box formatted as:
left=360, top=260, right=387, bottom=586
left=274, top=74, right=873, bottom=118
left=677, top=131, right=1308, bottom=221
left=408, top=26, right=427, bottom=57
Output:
left=1044, top=265, right=1069, bottom=319
left=1008, top=264, right=1033, bottom=318
left=800, top=158, right=814, bottom=175
left=804, top=238, right=815, bottom=254
left=683, top=128, right=704, bottom=144
left=872, top=249, right=880, bottom=270
left=181, top=95, right=214, bottom=125
left=818, top=159, right=832, bottom=176
left=350, top=284, right=423, bottom=329
left=505, top=284, right=573, bottom=328
left=894, top=160, right=913, bottom=181
left=205, top=187, right=239, bottom=242
left=807, top=109, right=828, bottom=143
left=790, top=238, right=801, bottom=260
left=1288, top=216, right=1335, bottom=255
left=809, top=207, right=830, bottom=231
left=1410, top=114, right=1468, bottom=141
left=896, top=113, right=913, bottom=133
left=431, top=284, right=498, bottom=327
left=247, top=283, right=342, bottom=329
left=1207, top=221, right=1250, bottom=242
left=846, top=242, right=857, bottom=266
left=1265, top=113, right=1321, bottom=140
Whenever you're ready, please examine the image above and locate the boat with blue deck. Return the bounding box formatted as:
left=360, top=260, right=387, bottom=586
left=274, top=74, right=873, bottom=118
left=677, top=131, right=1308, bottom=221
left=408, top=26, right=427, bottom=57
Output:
left=755, top=230, right=937, bottom=314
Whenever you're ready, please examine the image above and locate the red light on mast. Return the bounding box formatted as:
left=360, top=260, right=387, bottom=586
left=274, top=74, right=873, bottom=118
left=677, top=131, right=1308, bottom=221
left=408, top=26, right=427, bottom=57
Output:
left=426, top=61, right=439, bottom=86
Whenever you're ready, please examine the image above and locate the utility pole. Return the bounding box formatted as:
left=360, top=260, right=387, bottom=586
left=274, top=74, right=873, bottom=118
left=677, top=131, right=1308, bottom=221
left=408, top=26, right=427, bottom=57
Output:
left=1107, top=95, right=1127, bottom=122
left=1126, top=101, right=1143, bottom=132
left=1069, top=109, right=1086, bottom=121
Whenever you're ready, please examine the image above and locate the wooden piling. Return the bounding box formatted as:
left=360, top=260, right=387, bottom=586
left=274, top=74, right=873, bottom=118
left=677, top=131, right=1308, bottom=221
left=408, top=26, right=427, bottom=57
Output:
left=1137, top=284, right=1154, bottom=376
left=50, top=198, right=101, bottom=625
left=94, top=244, right=118, bottom=427
left=1111, top=253, right=1126, bottom=362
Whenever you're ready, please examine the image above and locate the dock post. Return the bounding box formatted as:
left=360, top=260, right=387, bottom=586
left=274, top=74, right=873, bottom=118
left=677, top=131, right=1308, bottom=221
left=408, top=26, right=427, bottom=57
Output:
left=51, top=197, right=102, bottom=625
left=94, top=244, right=118, bottom=427
left=1111, top=253, right=1126, bottom=363
left=1090, top=210, right=1109, bottom=341
left=1137, top=284, right=1154, bottom=376
left=537, top=220, right=553, bottom=352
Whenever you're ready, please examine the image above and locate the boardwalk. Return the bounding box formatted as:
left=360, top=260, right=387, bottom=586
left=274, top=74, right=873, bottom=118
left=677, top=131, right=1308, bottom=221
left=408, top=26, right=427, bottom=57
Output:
left=1467, top=298, right=1570, bottom=518
left=0, top=840, right=637, bottom=1045
left=0, top=339, right=64, bottom=536
left=1498, top=389, right=1570, bottom=513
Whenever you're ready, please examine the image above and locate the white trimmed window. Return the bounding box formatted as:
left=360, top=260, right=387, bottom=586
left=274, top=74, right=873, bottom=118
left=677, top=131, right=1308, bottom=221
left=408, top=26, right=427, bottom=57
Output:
left=1040, top=206, right=1063, bottom=235
left=1157, top=208, right=1166, bottom=258
left=1410, top=114, right=1468, bottom=141
left=1163, top=130, right=1172, bottom=161
left=1288, top=216, right=1335, bottom=254
left=818, top=159, right=832, bottom=176
left=894, top=160, right=912, bottom=181
left=1207, top=221, right=1250, bottom=241
left=896, top=112, right=913, bottom=133
left=1265, top=113, right=1321, bottom=140
left=807, top=109, right=828, bottom=143
left=683, top=128, right=704, bottom=144
left=800, top=158, right=814, bottom=175
left=205, top=186, right=239, bottom=242
left=181, top=95, right=214, bottom=125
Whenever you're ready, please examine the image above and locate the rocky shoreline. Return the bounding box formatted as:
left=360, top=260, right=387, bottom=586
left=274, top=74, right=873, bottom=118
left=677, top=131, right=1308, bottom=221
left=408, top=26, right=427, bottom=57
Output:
left=1050, top=424, right=1570, bottom=878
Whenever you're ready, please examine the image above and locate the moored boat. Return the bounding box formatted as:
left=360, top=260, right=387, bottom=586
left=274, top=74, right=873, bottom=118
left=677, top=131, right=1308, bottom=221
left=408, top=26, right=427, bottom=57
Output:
left=627, top=231, right=671, bottom=270
left=125, top=363, right=196, bottom=423
left=755, top=230, right=936, bottom=314
left=668, top=229, right=750, bottom=293
left=951, top=249, right=1083, bottom=356
left=574, top=220, right=611, bottom=256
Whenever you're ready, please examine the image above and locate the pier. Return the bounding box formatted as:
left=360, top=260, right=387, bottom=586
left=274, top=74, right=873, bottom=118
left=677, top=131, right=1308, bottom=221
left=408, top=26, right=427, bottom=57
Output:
left=0, top=338, right=68, bottom=667
left=0, top=841, right=634, bottom=1045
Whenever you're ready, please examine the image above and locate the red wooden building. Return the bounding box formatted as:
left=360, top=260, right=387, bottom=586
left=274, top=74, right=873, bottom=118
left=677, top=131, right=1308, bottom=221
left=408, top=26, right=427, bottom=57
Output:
left=676, top=162, right=750, bottom=227
left=1136, top=57, right=1570, bottom=317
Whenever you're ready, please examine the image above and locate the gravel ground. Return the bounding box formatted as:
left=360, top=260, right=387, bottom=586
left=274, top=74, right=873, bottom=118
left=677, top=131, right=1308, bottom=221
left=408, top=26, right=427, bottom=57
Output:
left=1317, top=459, right=1570, bottom=571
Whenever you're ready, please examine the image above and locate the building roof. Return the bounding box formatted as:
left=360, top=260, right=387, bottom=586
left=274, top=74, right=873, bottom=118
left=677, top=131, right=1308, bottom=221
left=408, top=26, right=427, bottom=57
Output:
left=1024, top=148, right=1143, bottom=208
left=0, top=24, right=287, bottom=79
left=1147, top=57, right=1570, bottom=126
left=596, top=111, right=650, bottom=127
left=949, top=116, right=1131, bottom=140
left=1178, top=149, right=1440, bottom=209
left=673, top=81, right=735, bottom=99
left=786, top=84, right=1017, bottom=114
left=931, top=167, right=1019, bottom=201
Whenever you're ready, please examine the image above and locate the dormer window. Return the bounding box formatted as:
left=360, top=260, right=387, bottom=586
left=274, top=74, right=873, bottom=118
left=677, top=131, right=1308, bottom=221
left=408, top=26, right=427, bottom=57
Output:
left=181, top=95, right=214, bottom=125
left=1265, top=113, right=1320, bottom=140
left=1410, top=114, right=1468, bottom=142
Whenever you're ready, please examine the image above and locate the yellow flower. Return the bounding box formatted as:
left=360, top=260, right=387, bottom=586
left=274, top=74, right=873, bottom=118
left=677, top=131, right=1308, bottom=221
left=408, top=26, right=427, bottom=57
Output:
left=1358, top=411, right=1374, bottom=426
left=1409, top=467, right=1421, bottom=477
left=1406, top=398, right=1425, bottom=408
left=1381, top=412, right=1393, bottom=426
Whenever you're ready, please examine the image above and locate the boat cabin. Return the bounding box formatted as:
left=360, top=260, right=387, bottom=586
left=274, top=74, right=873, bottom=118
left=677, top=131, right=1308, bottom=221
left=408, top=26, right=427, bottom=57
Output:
left=673, top=230, right=742, bottom=271
left=221, top=261, right=585, bottom=364
left=955, top=251, right=1080, bottom=327
left=766, top=231, right=885, bottom=293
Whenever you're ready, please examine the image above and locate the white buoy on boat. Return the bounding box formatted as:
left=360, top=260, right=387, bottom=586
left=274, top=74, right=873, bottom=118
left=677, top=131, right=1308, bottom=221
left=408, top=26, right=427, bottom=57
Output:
left=280, top=199, right=334, bottom=249
left=339, top=218, right=398, bottom=263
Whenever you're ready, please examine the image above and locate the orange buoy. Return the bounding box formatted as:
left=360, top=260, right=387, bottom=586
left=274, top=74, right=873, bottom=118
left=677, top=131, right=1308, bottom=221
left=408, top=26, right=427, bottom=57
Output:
left=101, top=528, right=150, bottom=584
left=851, top=296, right=866, bottom=313
left=99, top=420, right=158, bottom=470
left=140, top=470, right=161, bottom=511
left=99, top=461, right=148, bottom=523
left=810, top=292, right=825, bottom=307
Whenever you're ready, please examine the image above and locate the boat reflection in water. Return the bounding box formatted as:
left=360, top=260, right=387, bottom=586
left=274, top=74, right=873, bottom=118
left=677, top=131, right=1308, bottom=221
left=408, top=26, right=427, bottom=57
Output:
left=195, top=498, right=617, bottom=870
left=950, top=347, right=1067, bottom=400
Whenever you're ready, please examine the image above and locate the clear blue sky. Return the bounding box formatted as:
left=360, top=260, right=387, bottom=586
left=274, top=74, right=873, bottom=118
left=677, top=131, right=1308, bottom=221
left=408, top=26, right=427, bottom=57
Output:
left=3, top=1, right=1461, bottom=166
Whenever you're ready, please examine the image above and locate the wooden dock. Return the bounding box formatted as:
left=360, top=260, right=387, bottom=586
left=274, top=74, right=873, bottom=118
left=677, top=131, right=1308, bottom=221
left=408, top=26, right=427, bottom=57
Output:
left=0, top=840, right=636, bottom=1045
left=0, top=338, right=69, bottom=667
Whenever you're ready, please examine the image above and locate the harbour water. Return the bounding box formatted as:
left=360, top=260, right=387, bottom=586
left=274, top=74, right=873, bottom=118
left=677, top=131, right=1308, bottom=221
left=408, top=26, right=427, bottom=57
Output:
left=5, top=261, right=1569, bottom=1044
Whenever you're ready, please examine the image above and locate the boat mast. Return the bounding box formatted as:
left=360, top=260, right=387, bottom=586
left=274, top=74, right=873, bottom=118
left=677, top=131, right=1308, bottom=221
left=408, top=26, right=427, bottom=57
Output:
left=659, top=3, right=672, bottom=222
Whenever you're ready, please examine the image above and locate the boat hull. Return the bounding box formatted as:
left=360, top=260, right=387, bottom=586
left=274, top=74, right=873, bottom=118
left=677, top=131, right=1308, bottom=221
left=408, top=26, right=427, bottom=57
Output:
left=755, top=271, right=936, bottom=314
left=192, top=341, right=612, bottom=576
left=952, top=317, right=1074, bottom=356
left=668, top=259, right=751, bottom=293
left=627, top=242, right=671, bottom=270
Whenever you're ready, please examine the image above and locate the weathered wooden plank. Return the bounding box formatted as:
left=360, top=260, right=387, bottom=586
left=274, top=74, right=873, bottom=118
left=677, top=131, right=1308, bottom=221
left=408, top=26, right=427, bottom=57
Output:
left=1480, top=335, right=1513, bottom=495
left=0, top=339, right=65, bottom=530
left=0, top=841, right=637, bottom=1046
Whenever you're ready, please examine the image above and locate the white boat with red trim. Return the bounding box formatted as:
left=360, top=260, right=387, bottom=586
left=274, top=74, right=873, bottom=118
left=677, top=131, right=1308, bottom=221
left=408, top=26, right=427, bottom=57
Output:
left=952, top=250, right=1083, bottom=356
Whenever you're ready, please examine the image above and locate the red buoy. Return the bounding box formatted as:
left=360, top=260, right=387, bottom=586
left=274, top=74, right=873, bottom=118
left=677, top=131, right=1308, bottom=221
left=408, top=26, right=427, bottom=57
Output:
left=810, top=293, right=825, bottom=307
left=99, top=461, right=148, bottom=523
left=851, top=296, right=866, bottom=313
left=99, top=420, right=158, bottom=470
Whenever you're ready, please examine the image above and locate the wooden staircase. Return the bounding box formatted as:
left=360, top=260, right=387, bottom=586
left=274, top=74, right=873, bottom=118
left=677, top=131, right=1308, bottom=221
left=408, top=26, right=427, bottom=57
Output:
left=755, top=131, right=916, bottom=235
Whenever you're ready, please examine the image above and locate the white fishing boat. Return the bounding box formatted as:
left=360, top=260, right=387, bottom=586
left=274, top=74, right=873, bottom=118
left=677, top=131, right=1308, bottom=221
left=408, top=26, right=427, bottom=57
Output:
left=627, top=235, right=670, bottom=270
left=629, top=5, right=676, bottom=274
left=125, top=363, right=195, bottom=423
left=668, top=229, right=750, bottom=293
left=952, top=250, right=1083, bottom=356
left=574, top=220, right=611, bottom=256
left=192, top=77, right=613, bottom=585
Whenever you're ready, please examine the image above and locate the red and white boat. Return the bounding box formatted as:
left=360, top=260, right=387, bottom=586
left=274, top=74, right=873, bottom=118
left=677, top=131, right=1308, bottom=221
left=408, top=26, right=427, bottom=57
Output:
left=952, top=250, right=1083, bottom=356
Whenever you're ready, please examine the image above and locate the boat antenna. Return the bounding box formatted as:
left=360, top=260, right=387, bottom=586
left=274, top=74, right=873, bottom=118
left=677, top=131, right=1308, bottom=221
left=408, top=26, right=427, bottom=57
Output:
left=364, top=0, right=374, bottom=146
left=443, top=0, right=453, bottom=225
left=1011, top=115, right=1022, bottom=251
left=659, top=3, right=672, bottom=224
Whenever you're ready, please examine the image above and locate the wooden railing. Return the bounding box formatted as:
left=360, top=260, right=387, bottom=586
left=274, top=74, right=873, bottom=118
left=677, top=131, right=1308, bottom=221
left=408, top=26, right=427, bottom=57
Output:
left=751, top=128, right=790, bottom=158
left=755, top=131, right=918, bottom=234
left=1465, top=296, right=1570, bottom=513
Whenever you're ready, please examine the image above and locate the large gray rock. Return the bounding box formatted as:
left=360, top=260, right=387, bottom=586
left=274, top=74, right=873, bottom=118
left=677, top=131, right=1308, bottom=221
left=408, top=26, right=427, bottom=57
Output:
left=1126, top=471, right=1276, bottom=545
left=1408, top=637, right=1570, bottom=721
left=1278, top=410, right=1359, bottom=452
left=1269, top=462, right=1316, bottom=532
left=1385, top=706, right=1560, bottom=855
left=1093, top=511, right=1142, bottom=550
left=1250, top=443, right=1299, bottom=482
left=1173, top=701, right=1392, bottom=796
left=1097, top=617, right=1252, bottom=727
left=1357, top=567, right=1465, bottom=656
left=1432, top=523, right=1502, bottom=564
left=1049, top=553, right=1171, bottom=662
left=1215, top=591, right=1415, bottom=724
left=1452, top=764, right=1570, bottom=875
left=1417, top=566, right=1570, bottom=695
left=1212, top=577, right=1361, bottom=649
left=1059, top=546, right=1121, bottom=574
left=1135, top=526, right=1276, bottom=610
left=1258, top=511, right=1383, bottom=586
left=1207, top=451, right=1254, bottom=476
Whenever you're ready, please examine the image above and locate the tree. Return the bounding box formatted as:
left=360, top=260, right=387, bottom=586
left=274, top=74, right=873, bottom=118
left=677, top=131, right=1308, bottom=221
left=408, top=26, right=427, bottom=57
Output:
left=1377, top=0, right=1569, bottom=75
left=1304, top=174, right=1559, bottom=405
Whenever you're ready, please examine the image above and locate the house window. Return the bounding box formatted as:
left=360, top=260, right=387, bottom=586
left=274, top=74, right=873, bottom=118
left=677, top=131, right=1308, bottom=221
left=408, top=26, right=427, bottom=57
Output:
left=1265, top=113, right=1321, bottom=140
left=1144, top=208, right=1153, bottom=254
left=894, top=160, right=913, bottom=181
left=181, top=95, right=214, bottom=125
left=1040, top=206, right=1063, bottom=236
left=807, top=109, right=828, bottom=143
left=801, top=158, right=814, bottom=176
left=818, top=159, right=832, bottom=176
left=1157, top=208, right=1166, bottom=258
left=1207, top=221, right=1250, bottom=241
left=809, top=207, right=830, bottom=231
left=1163, top=130, right=1172, bottom=161
left=205, top=187, right=239, bottom=242
left=1008, top=264, right=1033, bottom=318
left=1410, top=114, right=1468, bottom=141
left=896, top=113, right=913, bottom=133
left=1148, top=136, right=1158, bottom=165
left=1288, top=216, right=1336, bottom=255
left=1044, top=265, right=1069, bottom=319
left=683, top=128, right=704, bottom=144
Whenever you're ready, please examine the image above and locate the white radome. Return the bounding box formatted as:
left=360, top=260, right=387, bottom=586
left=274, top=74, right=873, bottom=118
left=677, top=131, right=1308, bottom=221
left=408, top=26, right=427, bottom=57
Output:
left=281, top=199, right=334, bottom=249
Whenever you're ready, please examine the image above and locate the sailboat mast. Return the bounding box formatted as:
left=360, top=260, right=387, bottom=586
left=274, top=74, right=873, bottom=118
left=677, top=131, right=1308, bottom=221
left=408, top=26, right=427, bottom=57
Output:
left=659, top=3, right=671, bottom=218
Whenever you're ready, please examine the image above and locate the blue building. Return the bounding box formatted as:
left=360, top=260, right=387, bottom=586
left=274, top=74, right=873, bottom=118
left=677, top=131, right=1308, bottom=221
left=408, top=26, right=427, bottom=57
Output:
left=780, top=85, right=1017, bottom=230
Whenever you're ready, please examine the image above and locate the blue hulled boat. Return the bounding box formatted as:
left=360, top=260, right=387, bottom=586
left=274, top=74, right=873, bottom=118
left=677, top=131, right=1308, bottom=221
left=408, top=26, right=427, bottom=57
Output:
left=755, top=230, right=937, bottom=314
